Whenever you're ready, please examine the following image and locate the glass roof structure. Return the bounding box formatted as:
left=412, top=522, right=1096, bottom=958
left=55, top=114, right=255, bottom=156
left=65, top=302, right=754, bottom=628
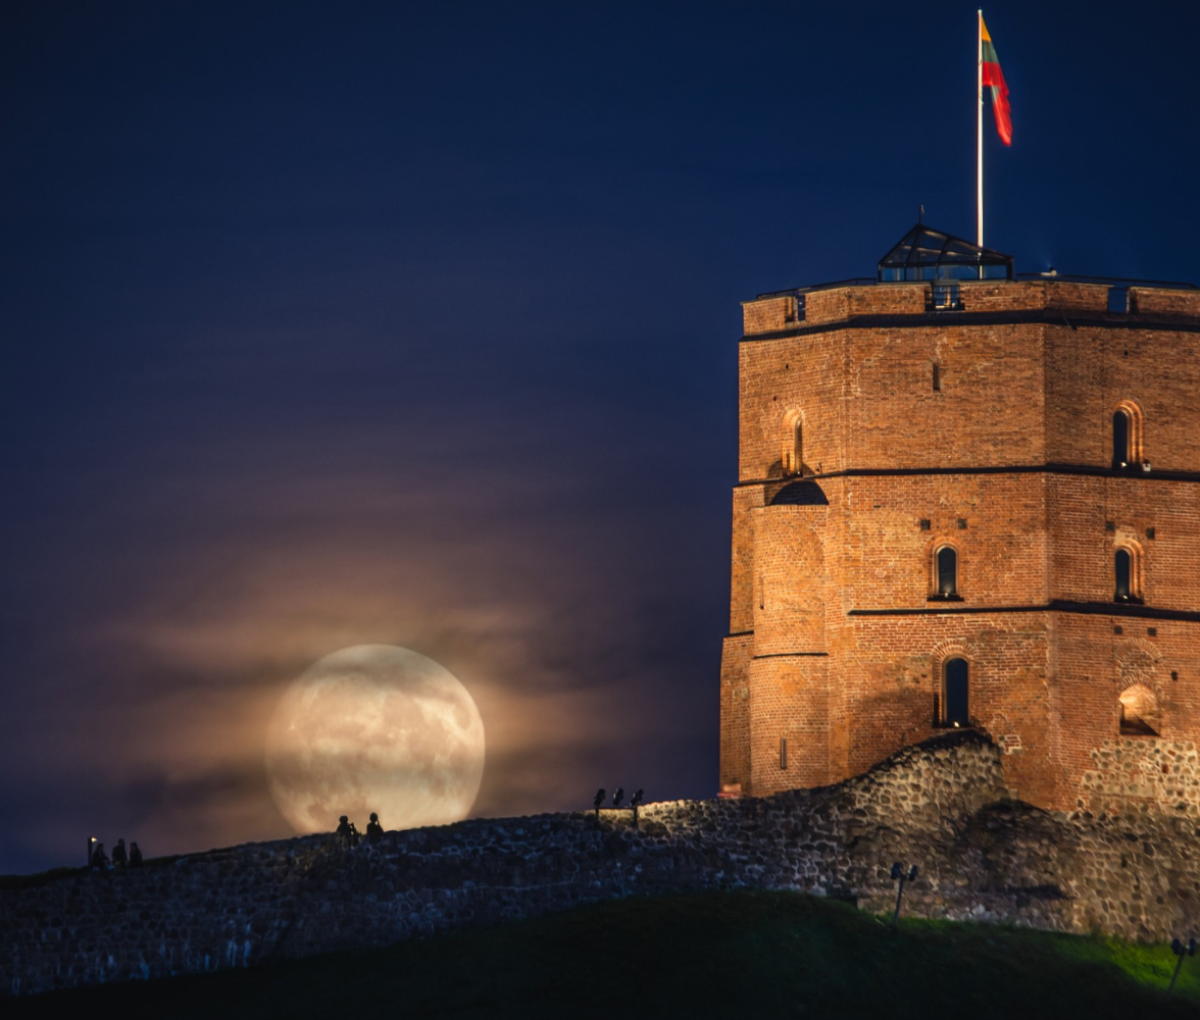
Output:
left=878, top=224, right=1014, bottom=282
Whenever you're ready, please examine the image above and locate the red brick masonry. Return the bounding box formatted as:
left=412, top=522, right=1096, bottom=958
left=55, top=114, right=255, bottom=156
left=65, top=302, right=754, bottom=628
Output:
left=719, top=278, right=1200, bottom=811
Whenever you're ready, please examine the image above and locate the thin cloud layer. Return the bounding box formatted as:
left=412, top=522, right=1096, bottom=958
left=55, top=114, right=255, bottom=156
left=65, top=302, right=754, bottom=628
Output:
left=1, top=384, right=723, bottom=871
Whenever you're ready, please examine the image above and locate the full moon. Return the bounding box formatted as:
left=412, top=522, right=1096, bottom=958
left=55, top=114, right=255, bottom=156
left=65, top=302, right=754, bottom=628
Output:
left=264, top=645, right=485, bottom=834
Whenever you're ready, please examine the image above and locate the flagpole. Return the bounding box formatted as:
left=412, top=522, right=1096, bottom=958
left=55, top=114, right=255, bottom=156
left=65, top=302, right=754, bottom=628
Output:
left=977, top=9, right=984, bottom=249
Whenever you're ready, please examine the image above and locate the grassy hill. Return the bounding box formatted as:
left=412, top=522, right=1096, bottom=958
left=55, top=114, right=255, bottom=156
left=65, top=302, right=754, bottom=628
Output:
left=9, top=890, right=1198, bottom=1019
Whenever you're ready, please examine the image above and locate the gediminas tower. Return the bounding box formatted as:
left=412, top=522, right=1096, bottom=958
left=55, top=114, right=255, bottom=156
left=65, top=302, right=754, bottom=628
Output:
left=719, top=224, right=1200, bottom=813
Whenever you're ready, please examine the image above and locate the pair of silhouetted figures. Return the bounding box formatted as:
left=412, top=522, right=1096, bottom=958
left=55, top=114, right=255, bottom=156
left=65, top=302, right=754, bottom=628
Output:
left=335, top=813, right=385, bottom=845
left=88, top=837, right=142, bottom=870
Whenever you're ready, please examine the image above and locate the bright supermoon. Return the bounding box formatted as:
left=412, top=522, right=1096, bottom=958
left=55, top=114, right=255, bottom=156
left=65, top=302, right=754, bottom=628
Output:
left=264, top=645, right=485, bottom=834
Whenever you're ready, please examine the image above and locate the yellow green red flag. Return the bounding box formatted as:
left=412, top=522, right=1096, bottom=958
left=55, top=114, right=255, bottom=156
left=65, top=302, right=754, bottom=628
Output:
left=980, top=16, right=1012, bottom=145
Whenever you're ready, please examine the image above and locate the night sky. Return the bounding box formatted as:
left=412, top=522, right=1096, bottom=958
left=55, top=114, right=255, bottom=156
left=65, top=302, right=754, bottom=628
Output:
left=3, top=1, right=1198, bottom=875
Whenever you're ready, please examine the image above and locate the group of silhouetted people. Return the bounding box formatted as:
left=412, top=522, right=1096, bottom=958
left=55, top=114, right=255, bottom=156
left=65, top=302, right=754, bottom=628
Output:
left=335, top=812, right=385, bottom=846
left=593, top=787, right=646, bottom=824
left=88, top=836, right=143, bottom=871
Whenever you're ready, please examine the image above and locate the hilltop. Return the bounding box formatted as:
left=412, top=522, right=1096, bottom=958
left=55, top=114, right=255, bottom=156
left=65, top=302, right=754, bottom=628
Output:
left=6, top=890, right=1198, bottom=1018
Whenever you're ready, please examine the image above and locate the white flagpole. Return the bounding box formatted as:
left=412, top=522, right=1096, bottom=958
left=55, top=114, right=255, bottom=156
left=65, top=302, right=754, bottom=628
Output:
left=977, top=9, right=984, bottom=248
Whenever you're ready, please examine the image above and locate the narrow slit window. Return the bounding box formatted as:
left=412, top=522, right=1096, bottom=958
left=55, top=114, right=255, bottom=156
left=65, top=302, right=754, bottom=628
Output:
left=936, top=546, right=957, bottom=596
left=932, top=364, right=941, bottom=391
left=1113, top=410, right=1130, bottom=468
left=779, top=736, right=788, bottom=770
left=1114, top=548, right=1132, bottom=601
left=943, top=658, right=969, bottom=727
left=794, top=422, right=803, bottom=476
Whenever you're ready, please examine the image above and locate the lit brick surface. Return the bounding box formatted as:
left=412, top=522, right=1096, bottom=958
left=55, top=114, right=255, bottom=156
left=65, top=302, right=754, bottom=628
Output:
left=720, top=278, right=1200, bottom=809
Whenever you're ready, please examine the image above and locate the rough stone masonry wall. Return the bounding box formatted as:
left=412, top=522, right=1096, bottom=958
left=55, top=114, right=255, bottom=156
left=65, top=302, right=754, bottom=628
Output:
left=3, top=732, right=1198, bottom=998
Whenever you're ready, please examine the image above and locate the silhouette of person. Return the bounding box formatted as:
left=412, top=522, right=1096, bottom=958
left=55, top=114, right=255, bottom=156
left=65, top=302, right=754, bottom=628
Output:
left=112, top=838, right=128, bottom=867
left=366, top=812, right=384, bottom=841
left=90, top=842, right=109, bottom=870
left=129, top=842, right=144, bottom=867
left=336, top=815, right=359, bottom=845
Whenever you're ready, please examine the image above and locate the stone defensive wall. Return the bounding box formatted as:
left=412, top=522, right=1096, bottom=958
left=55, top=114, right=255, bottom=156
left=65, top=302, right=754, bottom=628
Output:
left=3, top=731, right=1198, bottom=997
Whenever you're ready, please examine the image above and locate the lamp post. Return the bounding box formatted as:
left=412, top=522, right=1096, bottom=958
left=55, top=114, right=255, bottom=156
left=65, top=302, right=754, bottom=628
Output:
left=1168, top=937, right=1196, bottom=1000
left=630, top=789, right=644, bottom=827
left=890, top=862, right=919, bottom=926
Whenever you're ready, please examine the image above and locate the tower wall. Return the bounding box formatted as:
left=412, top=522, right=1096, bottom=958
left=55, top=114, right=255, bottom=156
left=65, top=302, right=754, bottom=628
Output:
left=722, top=274, right=1200, bottom=812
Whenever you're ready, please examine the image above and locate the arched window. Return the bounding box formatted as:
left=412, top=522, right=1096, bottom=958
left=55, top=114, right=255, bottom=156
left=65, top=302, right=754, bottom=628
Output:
left=1113, top=409, right=1131, bottom=468
left=943, top=658, right=969, bottom=727
left=1115, top=548, right=1132, bottom=601
left=936, top=546, right=957, bottom=597
left=781, top=413, right=807, bottom=477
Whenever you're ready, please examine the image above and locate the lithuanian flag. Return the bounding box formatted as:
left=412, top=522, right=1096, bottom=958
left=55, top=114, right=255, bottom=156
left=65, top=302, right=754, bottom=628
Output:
left=980, top=16, right=1012, bottom=146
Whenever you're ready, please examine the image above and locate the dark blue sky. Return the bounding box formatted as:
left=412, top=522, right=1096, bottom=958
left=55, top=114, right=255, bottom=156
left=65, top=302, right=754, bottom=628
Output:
left=2, top=1, right=1197, bottom=874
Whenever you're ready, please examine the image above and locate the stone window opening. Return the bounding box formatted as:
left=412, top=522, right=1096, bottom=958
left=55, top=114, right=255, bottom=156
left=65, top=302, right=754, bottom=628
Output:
left=941, top=657, right=970, bottom=727
left=1111, top=401, right=1145, bottom=471
left=1118, top=683, right=1158, bottom=736
left=1112, top=410, right=1130, bottom=468
left=1114, top=545, right=1144, bottom=604
left=781, top=411, right=810, bottom=477
left=930, top=282, right=962, bottom=311
left=928, top=545, right=962, bottom=601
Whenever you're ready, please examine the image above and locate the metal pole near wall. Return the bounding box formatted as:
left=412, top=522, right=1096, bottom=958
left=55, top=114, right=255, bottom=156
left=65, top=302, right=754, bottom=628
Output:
left=1168, top=938, right=1197, bottom=1000
left=891, top=862, right=919, bottom=926
left=977, top=9, right=984, bottom=248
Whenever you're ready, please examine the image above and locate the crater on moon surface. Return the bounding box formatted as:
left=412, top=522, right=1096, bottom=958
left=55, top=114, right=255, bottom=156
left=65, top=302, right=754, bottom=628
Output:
left=264, top=644, right=485, bottom=834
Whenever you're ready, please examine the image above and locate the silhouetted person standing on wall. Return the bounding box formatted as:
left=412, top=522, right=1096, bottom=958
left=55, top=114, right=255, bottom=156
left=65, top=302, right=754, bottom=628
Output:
left=112, top=838, right=127, bottom=867
left=366, top=813, right=384, bottom=841
left=336, top=815, right=359, bottom=845
left=129, top=842, right=144, bottom=867
left=90, top=842, right=109, bottom=870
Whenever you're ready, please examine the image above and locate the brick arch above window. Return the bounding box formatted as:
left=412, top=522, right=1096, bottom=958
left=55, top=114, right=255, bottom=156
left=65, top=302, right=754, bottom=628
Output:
left=780, top=407, right=810, bottom=477
left=929, top=639, right=978, bottom=674
left=1115, top=638, right=1162, bottom=691
left=1112, top=399, right=1145, bottom=469
left=927, top=541, right=961, bottom=600
left=1113, top=539, right=1146, bottom=604
left=928, top=641, right=978, bottom=729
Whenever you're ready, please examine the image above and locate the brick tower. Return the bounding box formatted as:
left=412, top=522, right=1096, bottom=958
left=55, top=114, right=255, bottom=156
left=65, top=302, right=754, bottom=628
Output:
left=719, top=224, right=1200, bottom=814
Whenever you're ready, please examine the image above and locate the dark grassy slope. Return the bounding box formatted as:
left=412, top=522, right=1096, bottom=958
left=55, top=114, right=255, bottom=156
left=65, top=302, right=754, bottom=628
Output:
left=10, top=891, right=1199, bottom=1019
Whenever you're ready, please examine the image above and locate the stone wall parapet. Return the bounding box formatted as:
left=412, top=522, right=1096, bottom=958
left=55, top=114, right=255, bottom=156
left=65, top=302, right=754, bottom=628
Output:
left=3, top=732, right=1197, bottom=997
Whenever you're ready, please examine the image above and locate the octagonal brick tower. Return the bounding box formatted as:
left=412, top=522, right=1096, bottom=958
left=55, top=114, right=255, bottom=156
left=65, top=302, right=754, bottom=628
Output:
left=719, top=224, right=1200, bottom=814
